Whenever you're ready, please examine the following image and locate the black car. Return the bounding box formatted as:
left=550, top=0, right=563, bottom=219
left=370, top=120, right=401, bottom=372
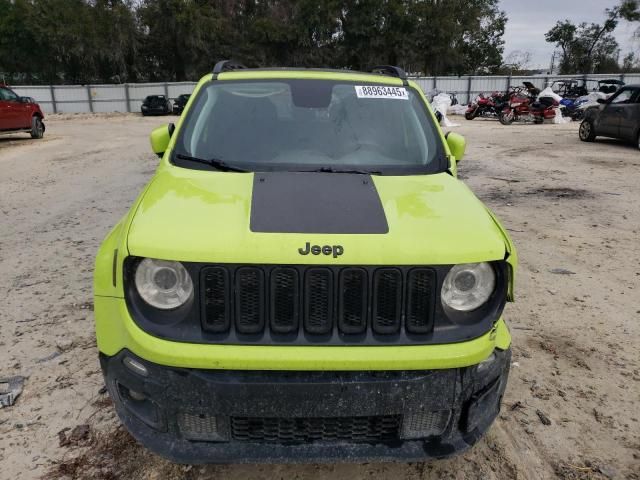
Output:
left=141, top=95, right=171, bottom=116
left=172, top=94, right=191, bottom=115
left=579, top=84, right=640, bottom=150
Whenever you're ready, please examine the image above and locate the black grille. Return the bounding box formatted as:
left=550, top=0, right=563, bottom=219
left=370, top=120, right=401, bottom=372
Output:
left=230, top=415, right=401, bottom=444
left=235, top=268, right=265, bottom=333
left=202, top=267, right=229, bottom=332
left=304, top=268, right=333, bottom=334
left=201, top=265, right=438, bottom=340
left=372, top=269, right=402, bottom=334
left=270, top=268, right=299, bottom=333
left=406, top=269, right=436, bottom=333
left=338, top=268, right=368, bottom=334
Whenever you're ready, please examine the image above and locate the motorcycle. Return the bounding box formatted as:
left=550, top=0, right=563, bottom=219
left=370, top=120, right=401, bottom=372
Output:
left=499, top=87, right=558, bottom=125
left=559, top=97, right=590, bottom=121
left=465, top=91, right=508, bottom=120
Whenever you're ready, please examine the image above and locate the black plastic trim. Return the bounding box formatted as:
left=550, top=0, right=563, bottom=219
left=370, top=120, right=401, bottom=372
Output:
left=123, top=258, right=509, bottom=347
left=100, top=348, right=511, bottom=464
left=212, top=60, right=247, bottom=78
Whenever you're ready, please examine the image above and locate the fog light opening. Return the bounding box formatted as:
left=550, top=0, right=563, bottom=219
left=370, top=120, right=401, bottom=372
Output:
left=123, top=356, right=149, bottom=377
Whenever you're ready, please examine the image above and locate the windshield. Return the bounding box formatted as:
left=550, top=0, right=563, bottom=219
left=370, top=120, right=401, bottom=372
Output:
left=173, top=79, right=444, bottom=174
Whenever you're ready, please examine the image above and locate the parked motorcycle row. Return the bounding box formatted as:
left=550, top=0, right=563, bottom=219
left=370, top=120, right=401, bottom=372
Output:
left=463, top=78, right=625, bottom=126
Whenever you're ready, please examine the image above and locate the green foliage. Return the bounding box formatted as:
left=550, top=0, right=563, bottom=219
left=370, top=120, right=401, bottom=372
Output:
left=619, top=0, right=640, bottom=21
left=0, top=0, right=508, bottom=83
left=544, top=2, right=638, bottom=74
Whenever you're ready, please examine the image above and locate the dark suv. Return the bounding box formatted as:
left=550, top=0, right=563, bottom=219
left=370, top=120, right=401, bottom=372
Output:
left=579, top=85, right=640, bottom=150
left=141, top=95, right=172, bottom=116
left=0, top=84, right=45, bottom=139
left=172, top=94, right=191, bottom=115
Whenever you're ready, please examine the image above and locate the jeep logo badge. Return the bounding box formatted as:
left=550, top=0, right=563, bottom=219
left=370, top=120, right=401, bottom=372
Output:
left=298, top=242, right=344, bottom=258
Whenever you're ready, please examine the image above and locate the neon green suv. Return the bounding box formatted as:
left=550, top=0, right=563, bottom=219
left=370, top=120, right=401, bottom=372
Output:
left=94, top=61, right=517, bottom=463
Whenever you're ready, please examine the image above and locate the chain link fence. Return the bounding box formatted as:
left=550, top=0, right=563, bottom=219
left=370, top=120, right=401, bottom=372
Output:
left=12, top=74, right=640, bottom=114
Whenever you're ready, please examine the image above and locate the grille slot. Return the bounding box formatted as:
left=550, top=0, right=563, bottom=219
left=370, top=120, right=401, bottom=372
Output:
left=235, top=267, right=265, bottom=334
left=304, top=268, right=333, bottom=334
left=202, top=267, right=230, bottom=333
left=372, top=269, right=402, bottom=334
left=270, top=268, right=299, bottom=334
left=231, top=415, right=401, bottom=444
left=406, top=269, right=436, bottom=334
left=338, top=268, right=368, bottom=334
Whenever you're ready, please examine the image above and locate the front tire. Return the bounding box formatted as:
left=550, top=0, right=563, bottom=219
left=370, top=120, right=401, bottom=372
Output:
left=465, top=110, right=477, bottom=121
left=579, top=120, right=596, bottom=142
left=499, top=110, right=514, bottom=125
left=30, top=116, right=44, bottom=139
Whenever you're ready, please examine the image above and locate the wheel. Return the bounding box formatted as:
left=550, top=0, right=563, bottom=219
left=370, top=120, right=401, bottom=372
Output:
left=30, top=116, right=44, bottom=139
left=465, top=111, right=477, bottom=120
left=579, top=120, right=596, bottom=142
left=499, top=111, right=514, bottom=125
left=533, top=116, right=544, bottom=124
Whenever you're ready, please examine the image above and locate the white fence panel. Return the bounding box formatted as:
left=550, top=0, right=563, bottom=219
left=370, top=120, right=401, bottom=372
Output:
left=167, top=82, right=197, bottom=99
left=12, top=72, right=638, bottom=114
left=52, top=86, right=91, bottom=113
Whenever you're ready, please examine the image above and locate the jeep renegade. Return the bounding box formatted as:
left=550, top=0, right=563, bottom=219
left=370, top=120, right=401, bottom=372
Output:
left=94, top=61, right=517, bottom=463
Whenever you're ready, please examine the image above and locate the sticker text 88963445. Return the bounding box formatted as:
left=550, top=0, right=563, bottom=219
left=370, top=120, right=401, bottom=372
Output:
left=355, top=86, right=409, bottom=100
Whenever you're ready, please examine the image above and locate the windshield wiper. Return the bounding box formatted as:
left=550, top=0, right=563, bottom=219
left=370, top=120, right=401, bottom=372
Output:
left=175, top=153, right=249, bottom=172
left=309, top=167, right=382, bottom=175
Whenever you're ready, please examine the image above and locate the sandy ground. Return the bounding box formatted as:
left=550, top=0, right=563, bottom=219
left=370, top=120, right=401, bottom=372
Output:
left=0, top=113, right=639, bottom=480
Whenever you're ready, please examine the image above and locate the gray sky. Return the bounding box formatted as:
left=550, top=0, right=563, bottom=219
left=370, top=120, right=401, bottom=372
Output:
left=500, top=0, right=639, bottom=70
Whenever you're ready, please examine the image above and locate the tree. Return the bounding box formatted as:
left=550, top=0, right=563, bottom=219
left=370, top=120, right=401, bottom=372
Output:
left=500, top=50, right=532, bottom=74
left=619, top=0, right=640, bottom=21
left=1, top=0, right=511, bottom=83
left=544, top=3, right=634, bottom=74
left=410, top=0, right=506, bottom=75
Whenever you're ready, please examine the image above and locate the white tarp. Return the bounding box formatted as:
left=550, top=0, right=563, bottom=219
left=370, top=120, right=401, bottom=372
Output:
left=431, top=92, right=459, bottom=127
left=551, top=107, right=571, bottom=124
left=448, top=104, right=468, bottom=115
left=538, top=86, right=564, bottom=103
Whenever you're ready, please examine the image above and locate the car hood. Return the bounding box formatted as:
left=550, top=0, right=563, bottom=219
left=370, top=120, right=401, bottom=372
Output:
left=127, top=167, right=509, bottom=265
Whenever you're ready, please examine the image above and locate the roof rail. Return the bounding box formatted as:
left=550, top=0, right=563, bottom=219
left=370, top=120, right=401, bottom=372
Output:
left=369, top=65, right=408, bottom=85
left=212, top=60, right=247, bottom=79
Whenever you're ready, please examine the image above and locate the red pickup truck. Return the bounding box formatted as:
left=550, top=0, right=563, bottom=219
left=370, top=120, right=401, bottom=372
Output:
left=0, top=84, right=45, bottom=139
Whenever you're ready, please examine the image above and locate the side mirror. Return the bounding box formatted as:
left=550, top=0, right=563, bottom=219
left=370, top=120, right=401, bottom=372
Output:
left=445, top=132, right=466, bottom=162
left=596, top=98, right=606, bottom=104
left=149, top=123, right=175, bottom=158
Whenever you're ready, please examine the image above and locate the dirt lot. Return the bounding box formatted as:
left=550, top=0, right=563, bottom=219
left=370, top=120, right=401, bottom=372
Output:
left=1, top=113, right=639, bottom=480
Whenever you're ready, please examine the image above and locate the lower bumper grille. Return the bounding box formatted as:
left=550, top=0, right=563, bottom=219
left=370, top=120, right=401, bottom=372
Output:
left=230, top=415, right=401, bottom=444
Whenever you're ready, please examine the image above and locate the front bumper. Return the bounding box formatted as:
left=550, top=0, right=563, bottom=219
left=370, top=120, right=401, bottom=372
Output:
left=101, top=348, right=511, bottom=464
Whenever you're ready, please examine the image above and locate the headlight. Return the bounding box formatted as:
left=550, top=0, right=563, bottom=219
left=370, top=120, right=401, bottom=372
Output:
left=441, top=262, right=495, bottom=312
left=134, top=258, right=193, bottom=309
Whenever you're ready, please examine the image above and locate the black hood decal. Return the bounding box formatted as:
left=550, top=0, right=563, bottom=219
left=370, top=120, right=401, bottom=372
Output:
left=250, top=172, right=389, bottom=234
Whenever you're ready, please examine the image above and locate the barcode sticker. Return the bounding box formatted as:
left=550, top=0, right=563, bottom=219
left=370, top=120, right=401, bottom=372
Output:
left=355, top=86, right=409, bottom=100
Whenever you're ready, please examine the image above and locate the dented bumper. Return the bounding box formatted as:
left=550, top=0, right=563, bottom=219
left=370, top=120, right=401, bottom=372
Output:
left=101, top=348, right=511, bottom=464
